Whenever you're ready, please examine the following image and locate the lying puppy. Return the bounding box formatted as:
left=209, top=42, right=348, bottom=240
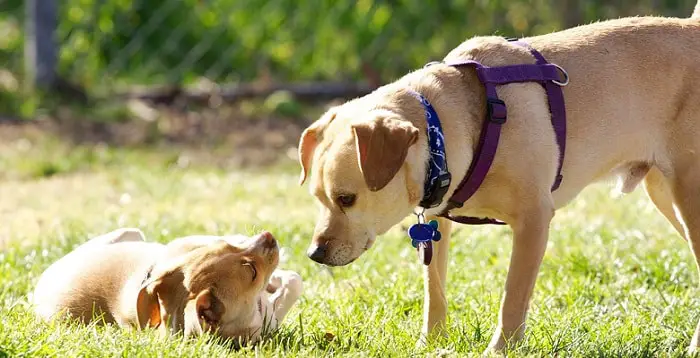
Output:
left=32, top=228, right=302, bottom=344
left=298, top=5, right=700, bottom=354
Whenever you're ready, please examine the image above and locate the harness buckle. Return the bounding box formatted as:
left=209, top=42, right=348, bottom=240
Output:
left=420, top=172, right=452, bottom=209
left=446, top=199, right=464, bottom=210
left=486, top=98, right=507, bottom=124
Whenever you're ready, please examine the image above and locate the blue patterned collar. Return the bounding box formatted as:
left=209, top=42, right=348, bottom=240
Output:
left=407, top=89, right=452, bottom=209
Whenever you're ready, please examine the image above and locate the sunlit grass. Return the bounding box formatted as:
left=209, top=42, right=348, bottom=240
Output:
left=0, top=132, right=696, bottom=357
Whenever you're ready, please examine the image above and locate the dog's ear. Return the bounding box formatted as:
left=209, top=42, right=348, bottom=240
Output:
left=135, top=265, right=186, bottom=330
left=352, top=116, right=419, bottom=191
left=184, top=289, right=226, bottom=337
left=136, top=279, right=162, bottom=329
left=298, top=109, right=337, bottom=185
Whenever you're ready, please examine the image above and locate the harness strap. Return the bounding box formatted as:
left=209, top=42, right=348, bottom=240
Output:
left=435, top=40, right=567, bottom=225
left=475, top=64, right=564, bottom=84
left=510, top=40, right=567, bottom=190
left=442, top=61, right=506, bottom=207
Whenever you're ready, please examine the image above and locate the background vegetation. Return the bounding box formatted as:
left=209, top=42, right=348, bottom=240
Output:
left=0, top=0, right=698, bottom=120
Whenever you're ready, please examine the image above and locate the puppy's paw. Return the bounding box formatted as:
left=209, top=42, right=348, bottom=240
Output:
left=285, top=272, right=303, bottom=292
left=267, top=270, right=303, bottom=294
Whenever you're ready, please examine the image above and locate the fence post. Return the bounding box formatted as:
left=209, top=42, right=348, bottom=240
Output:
left=25, top=0, right=58, bottom=90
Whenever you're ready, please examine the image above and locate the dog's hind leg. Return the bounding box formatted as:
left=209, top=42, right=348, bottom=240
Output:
left=79, top=228, right=146, bottom=248
left=643, top=166, right=686, bottom=240
left=664, top=158, right=700, bottom=353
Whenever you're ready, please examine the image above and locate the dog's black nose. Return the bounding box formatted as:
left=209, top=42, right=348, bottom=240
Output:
left=307, top=243, right=327, bottom=264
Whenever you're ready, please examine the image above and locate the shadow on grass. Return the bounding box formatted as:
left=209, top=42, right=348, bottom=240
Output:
left=0, top=95, right=328, bottom=180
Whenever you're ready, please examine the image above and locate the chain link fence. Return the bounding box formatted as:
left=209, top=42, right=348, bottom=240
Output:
left=0, top=0, right=24, bottom=117
left=1, top=0, right=697, bottom=119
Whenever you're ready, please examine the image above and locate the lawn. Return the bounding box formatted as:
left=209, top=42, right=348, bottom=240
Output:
left=0, top=126, right=696, bottom=357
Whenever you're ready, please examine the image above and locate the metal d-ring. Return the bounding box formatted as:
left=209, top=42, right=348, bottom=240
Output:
left=424, top=61, right=444, bottom=68
left=414, top=207, right=426, bottom=224
left=551, top=63, right=569, bottom=86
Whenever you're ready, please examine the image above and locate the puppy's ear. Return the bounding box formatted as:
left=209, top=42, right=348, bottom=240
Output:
left=136, top=281, right=162, bottom=329
left=135, top=265, right=186, bottom=330
left=184, top=289, right=225, bottom=337
left=352, top=116, right=419, bottom=191
left=298, top=109, right=337, bottom=185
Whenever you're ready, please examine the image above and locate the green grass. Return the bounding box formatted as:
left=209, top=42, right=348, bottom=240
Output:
left=0, top=130, right=697, bottom=357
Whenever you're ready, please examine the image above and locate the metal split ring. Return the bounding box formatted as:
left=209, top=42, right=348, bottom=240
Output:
left=413, top=207, right=426, bottom=224
left=551, top=63, right=570, bottom=86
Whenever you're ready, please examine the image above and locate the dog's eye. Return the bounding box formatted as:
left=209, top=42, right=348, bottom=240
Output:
left=337, top=194, right=356, bottom=208
left=243, top=262, right=257, bottom=281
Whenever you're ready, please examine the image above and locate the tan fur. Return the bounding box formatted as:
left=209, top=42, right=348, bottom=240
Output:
left=32, top=229, right=302, bottom=344
left=300, top=5, right=700, bottom=354
left=352, top=113, right=419, bottom=191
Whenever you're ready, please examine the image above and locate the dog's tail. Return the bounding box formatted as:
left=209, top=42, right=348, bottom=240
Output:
left=693, top=0, right=700, bottom=18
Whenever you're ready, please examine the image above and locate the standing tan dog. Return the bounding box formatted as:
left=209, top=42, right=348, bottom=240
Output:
left=298, top=6, right=700, bottom=353
left=32, top=228, right=302, bottom=344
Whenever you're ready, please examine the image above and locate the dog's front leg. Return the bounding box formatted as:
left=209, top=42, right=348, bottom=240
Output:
left=487, top=205, right=552, bottom=353
left=420, top=216, right=452, bottom=343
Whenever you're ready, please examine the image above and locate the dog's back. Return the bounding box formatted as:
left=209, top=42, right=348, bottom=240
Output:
left=33, top=241, right=163, bottom=325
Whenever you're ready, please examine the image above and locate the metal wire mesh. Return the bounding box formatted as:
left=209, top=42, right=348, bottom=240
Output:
left=0, top=0, right=24, bottom=116
left=2, top=0, right=699, bottom=103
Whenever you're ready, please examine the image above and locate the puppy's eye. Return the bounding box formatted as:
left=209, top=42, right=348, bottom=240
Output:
left=337, top=194, right=356, bottom=208
left=243, top=262, right=257, bottom=281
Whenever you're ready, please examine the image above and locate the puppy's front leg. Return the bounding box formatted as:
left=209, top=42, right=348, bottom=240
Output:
left=420, top=216, right=452, bottom=342
left=268, top=270, right=303, bottom=323
left=487, top=205, right=553, bottom=352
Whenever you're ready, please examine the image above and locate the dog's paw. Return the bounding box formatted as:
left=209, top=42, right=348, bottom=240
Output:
left=415, top=327, right=449, bottom=350
left=481, top=348, right=505, bottom=357
left=483, top=339, right=507, bottom=356
left=483, top=327, right=524, bottom=356
left=413, top=334, right=437, bottom=349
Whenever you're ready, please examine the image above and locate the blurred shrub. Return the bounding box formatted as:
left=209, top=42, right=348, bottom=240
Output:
left=0, top=0, right=696, bottom=98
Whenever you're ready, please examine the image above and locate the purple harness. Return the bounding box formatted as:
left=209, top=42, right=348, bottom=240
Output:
left=408, top=40, right=568, bottom=265
left=438, top=40, right=568, bottom=225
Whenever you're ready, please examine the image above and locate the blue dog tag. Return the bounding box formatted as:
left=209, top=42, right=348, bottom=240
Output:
left=408, top=223, right=432, bottom=248
left=428, top=220, right=441, bottom=242
left=408, top=220, right=441, bottom=248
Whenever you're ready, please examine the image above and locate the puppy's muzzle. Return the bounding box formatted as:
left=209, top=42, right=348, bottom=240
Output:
left=247, top=231, right=279, bottom=263
left=250, top=231, right=277, bottom=250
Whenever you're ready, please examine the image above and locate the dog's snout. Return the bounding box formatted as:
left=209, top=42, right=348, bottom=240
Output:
left=307, top=243, right=328, bottom=263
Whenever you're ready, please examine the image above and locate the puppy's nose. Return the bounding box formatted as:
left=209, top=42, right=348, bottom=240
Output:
left=307, top=243, right=327, bottom=263
left=258, top=231, right=277, bottom=249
